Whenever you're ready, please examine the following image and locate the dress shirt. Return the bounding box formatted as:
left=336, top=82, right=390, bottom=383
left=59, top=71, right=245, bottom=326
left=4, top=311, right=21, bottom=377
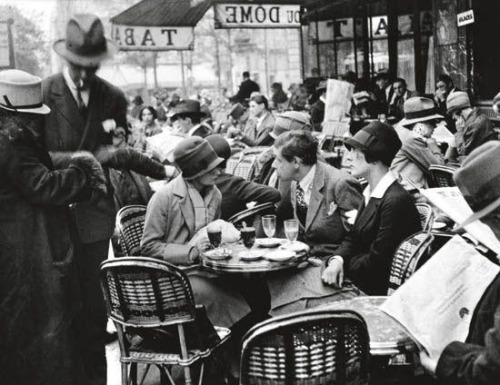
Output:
left=63, top=67, right=89, bottom=107
left=298, top=164, right=316, bottom=206
left=362, top=171, right=396, bottom=206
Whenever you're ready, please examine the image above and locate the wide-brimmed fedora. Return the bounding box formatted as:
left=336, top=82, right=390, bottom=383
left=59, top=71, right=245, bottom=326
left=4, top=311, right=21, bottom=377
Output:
left=170, top=100, right=204, bottom=120
left=455, top=141, right=500, bottom=227
left=174, top=137, right=224, bottom=180
left=399, top=97, right=444, bottom=127
left=0, top=69, right=50, bottom=115
left=53, top=14, right=118, bottom=67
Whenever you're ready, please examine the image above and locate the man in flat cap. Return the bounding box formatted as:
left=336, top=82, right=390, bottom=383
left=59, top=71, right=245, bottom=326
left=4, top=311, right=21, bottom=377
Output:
left=37, top=14, right=128, bottom=385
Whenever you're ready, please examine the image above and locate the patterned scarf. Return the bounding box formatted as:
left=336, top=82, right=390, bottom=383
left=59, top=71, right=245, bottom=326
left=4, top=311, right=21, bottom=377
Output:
left=186, top=182, right=218, bottom=234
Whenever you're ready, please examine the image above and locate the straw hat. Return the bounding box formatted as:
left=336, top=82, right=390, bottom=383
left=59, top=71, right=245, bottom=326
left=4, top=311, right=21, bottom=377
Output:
left=0, top=69, right=50, bottom=114
left=174, top=137, right=224, bottom=180
left=446, top=91, right=471, bottom=115
left=53, top=14, right=117, bottom=67
left=454, top=141, right=500, bottom=227
left=399, top=97, right=444, bottom=127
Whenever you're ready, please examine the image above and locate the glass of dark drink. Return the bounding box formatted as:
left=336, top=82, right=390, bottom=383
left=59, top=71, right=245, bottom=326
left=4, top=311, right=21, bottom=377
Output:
left=240, top=227, right=256, bottom=257
left=207, top=223, right=222, bottom=249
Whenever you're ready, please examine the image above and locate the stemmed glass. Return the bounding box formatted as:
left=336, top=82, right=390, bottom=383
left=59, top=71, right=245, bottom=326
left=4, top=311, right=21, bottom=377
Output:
left=240, top=226, right=256, bottom=258
left=284, top=219, right=299, bottom=247
left=262, top=215, right=276, bottom=239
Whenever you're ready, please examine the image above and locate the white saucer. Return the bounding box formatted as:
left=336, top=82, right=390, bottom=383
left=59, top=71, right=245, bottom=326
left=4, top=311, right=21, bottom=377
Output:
left=239, top=251, right=263, bottom=261
left=255, top=238, right=282, bottom=248
left=204, top=248, right=232, bottom=260
left=280, top=242, right=308, bottom=253
left=265, top=250, right=295, bottom=262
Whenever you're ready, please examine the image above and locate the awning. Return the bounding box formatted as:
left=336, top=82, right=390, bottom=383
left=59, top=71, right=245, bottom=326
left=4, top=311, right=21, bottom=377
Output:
left=110, top=0, right=212, bottom=51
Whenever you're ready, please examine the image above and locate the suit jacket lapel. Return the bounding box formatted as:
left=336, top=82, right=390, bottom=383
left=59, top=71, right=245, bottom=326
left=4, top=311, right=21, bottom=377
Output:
left=173, top=177, right=196, bottom=237
left=78, top=80, right=103, bottom=151
left=50, top=75, right=86, bottom=140
left=305, top=165, right=325, bottom=232
left=355, top=197, right=381, bottom=233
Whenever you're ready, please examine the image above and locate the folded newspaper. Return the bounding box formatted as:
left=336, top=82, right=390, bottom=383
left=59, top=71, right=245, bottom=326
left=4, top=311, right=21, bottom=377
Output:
left=420, top=187, right=500, bottom=255
left=381, top=235, right=500, bottom=360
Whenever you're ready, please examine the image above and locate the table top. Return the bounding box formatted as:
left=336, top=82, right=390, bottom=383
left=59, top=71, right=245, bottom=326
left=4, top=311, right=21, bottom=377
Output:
left=321, top=296, right=417, bottom=356
left=201, top=240, right=309, bottom=274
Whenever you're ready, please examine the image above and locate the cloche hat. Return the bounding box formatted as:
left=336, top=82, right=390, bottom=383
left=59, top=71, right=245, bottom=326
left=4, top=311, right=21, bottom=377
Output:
left=53, top=14, right=118, bottom=67
left=174, top=137, right=224, bottom=180
left=0, top=69, right=50, bottom=115
left=270, top=111, right=312, bottom=139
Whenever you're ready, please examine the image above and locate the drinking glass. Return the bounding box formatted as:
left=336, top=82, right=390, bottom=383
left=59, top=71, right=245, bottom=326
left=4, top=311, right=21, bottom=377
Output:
left=240, top=227, right=256, bottom=257
left=262, top=215, right=276, bottom=239
left=207, top=223, right=222, bottom=250
left=284, top=219, right=299, bottom=246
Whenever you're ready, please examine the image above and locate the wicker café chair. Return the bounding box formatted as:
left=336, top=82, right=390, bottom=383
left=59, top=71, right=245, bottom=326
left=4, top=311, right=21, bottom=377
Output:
left=387, top=232, right=435, bottom=295
left=428, top=165, right=458, bottom=188
left=100, top=257, right=230, bottom=385
left=228, top=202, right=276, bottom=237
left=233, top=155, right=258, bottom=180
left=240, top=309, right=370, bottom=385
left=415, top=202, right=434, bottom=232
left=116, top=205, right=147, bottom=256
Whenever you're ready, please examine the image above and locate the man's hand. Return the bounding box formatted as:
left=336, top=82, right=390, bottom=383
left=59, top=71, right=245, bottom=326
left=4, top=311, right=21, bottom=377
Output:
left=322, top=258, right=344, bottom=288
left=419, top=350, right=439, bottom=374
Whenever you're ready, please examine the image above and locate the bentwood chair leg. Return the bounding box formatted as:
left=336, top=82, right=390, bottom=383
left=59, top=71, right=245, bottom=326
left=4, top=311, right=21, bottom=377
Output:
left=121, top=363, right=128, bottom=385
left=139, top=364, right=151, bottom=385
left=197, top=362, right=205, bottom=385
left=158, top=365, right=176, bottom=385
left=177, top=325, right=193, bottom=385
left=129, top=363, right=138, bottom=385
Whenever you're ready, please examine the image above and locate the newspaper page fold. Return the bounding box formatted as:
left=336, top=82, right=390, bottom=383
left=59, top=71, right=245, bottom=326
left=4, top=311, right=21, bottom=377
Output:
left=380, top=235, right=500, bottom=360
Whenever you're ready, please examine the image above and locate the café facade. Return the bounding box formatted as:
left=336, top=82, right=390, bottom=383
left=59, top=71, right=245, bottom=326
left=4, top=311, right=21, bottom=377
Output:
left=301, top=0, right=500, bottom=105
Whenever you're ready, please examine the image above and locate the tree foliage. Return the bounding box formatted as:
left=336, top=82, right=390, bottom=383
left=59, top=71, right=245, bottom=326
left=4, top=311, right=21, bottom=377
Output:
left=0, top=5, right=49, bottom=76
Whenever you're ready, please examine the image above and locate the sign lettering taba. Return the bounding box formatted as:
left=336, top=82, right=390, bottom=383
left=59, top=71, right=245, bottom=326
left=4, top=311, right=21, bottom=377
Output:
left=141, top=29, right=155, bottom=46
left=161, top=29, right=177, bottom=46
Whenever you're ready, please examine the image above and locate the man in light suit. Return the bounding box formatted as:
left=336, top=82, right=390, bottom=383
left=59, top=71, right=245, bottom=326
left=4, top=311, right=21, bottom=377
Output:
left=38, top=14, right=128, bottom=385
left=267, top=131, right=363, bottom=314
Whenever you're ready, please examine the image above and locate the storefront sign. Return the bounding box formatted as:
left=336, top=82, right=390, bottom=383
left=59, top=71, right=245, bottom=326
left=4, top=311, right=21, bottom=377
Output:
left=112, top=25, right=194, bottom=51
left=310, top=11, right=433, bottom=42
left=457, top=10, right=474, bottom=27
left=0, top=21, right=12, bottom=68
left=214, top=3, right=301, bottom=28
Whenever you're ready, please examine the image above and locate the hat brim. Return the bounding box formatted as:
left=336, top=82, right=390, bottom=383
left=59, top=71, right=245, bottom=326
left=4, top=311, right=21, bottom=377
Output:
left=170, top=111, right=205, bottom=120
left=53, top=39, right=118, bottom=67
left=399, top=113, right=444, bottom=127
left=182, top=156, right=225, bottom=180
left=457, top=195, right=500, bottom=228
left=344, top=137, right=366, bottom=151
left=0, top=103, right=51, bottom=115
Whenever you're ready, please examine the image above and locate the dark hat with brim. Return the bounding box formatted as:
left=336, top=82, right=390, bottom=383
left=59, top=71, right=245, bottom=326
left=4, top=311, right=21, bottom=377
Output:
left=344, top=121, right=402, bottom=156
left=53, top=14, right=117, bottom=67
left=206, top=134, right=232, bottom=160
left=170, top=100, right=204, bottom=120
left=455, top=141, right=500, bottom=228
left=174, top=137, right=224, bottom=180
left=270, top=111, right=312, bottom=139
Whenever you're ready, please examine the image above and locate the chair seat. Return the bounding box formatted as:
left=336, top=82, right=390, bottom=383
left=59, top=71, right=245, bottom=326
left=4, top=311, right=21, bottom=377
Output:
left=125, top=326, right=231, bottom=367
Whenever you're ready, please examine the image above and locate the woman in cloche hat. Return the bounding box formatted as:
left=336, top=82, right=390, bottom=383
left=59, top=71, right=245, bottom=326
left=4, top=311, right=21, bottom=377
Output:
left=0, top=69, right=107, bottom=383
left=322, top=121, right=421, bottom=295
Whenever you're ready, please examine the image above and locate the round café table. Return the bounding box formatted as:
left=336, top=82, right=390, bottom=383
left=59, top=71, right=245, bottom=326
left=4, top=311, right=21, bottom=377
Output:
left=319, top=296, right=417, bottom=356
left=201, top=240, right=310, bottom=274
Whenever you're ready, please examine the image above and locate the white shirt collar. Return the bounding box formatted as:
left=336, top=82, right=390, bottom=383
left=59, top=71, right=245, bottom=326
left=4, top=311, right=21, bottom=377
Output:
left=62, top=67, right=89, bottom=106
left=363, top=171, right=396, bottom=205
left=256, top=112, right=266, bottom=128
left=299, top=164, right=316, bottom=193
left=63, top=67, right=80, bottom=90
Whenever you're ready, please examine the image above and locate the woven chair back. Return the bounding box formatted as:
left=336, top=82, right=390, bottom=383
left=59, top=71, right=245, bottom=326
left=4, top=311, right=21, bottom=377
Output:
left=428, top=165, right=457, bottom=188
left=388, top=232, right=434, bottom=295
left=100, top=257, right=196, bottom=328
left=241, top=309, right=370, bottom=385
left=116, top=205, right=147, bottom=256
left=415, top=203, right=434, bottom=232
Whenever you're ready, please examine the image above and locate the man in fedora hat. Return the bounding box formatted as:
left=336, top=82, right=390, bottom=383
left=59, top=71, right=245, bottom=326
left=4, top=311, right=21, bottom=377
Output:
left=391, top=96, right=446, bottom=188
left=420, top=141, right=500, bottom=385
left=445, top=91, right=497, bottom=163
left=36, top=13, right=128, bottom=384
left=0, top=69, right=107, bottom=384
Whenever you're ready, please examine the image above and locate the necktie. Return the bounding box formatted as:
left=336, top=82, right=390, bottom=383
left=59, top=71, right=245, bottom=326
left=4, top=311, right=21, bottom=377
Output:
left=76, top=84, right=87, bottom=117
left=296, top=184, right=308, bottom=225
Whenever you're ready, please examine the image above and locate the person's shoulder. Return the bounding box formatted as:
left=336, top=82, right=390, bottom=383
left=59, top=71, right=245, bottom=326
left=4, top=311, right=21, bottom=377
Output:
left=95, top=76, right=126, bottom=98
left=383, top=180, right=415, bottom=204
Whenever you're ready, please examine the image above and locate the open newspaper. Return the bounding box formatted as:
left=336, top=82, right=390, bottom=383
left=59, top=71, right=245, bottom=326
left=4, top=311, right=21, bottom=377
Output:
left=420, top=187, right=500, bottom=255
left=381, top=235, right=499, bottom=360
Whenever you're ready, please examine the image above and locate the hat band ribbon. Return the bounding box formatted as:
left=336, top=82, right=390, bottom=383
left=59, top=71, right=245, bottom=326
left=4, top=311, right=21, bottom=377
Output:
left=405, top=107, right=437, bottom=120
left=2, top=95, right=43, bottom=111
